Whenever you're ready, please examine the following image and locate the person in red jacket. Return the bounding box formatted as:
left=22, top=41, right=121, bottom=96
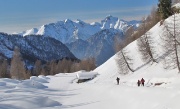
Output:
left=141, top=78, right=145, bottom=86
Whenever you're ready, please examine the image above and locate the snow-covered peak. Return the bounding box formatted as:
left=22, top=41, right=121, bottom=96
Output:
left=103, top=15, right=118, bottom=22
left=90, top=22, right=101, bottom=26
left=17, top=16, right=140, bottom=43
left=23, top=28, right=38, bottom=36
left=101, top=15, right=119, bottom=29
left=75, top=19, right=86, bottom=24
left=36, top=25, right=45, bottom=35
left=64, top=19, right=72, bottom=23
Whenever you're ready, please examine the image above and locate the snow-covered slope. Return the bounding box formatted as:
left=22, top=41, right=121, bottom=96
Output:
left=93, top=14, right=180, bottom=84
left=17, top=15, right=140, bottom=44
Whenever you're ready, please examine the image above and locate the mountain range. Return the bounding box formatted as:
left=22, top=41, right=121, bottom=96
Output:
left=16, top=15, right=140, bottom=44
left=14, top=16, right=140, bottom=66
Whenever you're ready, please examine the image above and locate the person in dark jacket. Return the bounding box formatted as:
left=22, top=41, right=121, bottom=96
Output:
left=137, top=80, right=141, bottom=87
left=116, top=77, right=120, bottom=85
left=141, top=78, right=145, bottom=86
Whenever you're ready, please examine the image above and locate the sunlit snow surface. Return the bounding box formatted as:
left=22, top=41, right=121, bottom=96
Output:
left=1, top=14, right=180, bottom=109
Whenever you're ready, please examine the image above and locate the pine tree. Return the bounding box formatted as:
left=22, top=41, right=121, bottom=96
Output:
left=158, top=0, right=172, bottom=19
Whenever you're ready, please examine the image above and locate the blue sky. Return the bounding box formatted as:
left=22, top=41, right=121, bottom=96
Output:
left=0, top=0, right=158, bottom=33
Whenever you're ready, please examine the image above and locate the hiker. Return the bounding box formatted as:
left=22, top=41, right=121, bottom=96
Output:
left=141, top=78, right=145, bottom=86
left=137, top=80, right=141, bottom=87
left=116, top=77, right=120, bottom=85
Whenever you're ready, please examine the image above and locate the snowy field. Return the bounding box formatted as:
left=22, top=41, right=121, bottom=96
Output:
left=1, top=14, right=180, bottom=109
left=1, top=69, right=180, bottom=109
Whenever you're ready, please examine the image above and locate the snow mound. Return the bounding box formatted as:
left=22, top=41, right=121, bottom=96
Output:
left=1, top=78, right=19, bottom=84
left=30, top=76, right=49, bottom=83
left=26, top=96, right=61, bottom=108
left=38, top=75, right=50, bottom=80
left=0, top=82, right=6, bottom=86
left=0, top=96, right=61, bottom=108
left=16, top=80, right=48, bottom=89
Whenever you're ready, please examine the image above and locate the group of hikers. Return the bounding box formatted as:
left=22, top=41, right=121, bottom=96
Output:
left=137, top=78, right=145, bottom=86
left=116, top=77, right=145, bottom=87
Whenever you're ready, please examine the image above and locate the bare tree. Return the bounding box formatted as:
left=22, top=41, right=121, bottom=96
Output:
left=55, top=60, right=62, bottom=73
left=40, top=67, right=48, bottom=76
left=33, top=60, right=42, bottom=76
left=114, top=36, right=134, bottom=74
left=70, top=63, right=79, bottom=72
left=150, top=6, right=161, bottom=26
left=162, top=13, right=180, bottom=72
left=55, top=59, right=73, bottom=73
left=10, top=47, right=26, bottom=80
left=137, top=17, right=157, bottom=63
left=137, top=32, right=157, bottom=62
left=0, top=59, right=9, bottom=78
left=115, top=48, right=134, bottom=74
left=25, top=69, right=32, bottom=79
left=49, top=60, right=56, bottom=75
left=87, top=58, right=96, bottom=71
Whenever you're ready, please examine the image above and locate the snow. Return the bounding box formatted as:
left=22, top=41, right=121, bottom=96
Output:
left=76, top=70, right=98, bottom=80
left=1, top=14, right=180, bottom=109
left=16, top=80, right=48, bottom=89
left=0, top=82, right=6, bottom=86
left=173, top=3, right=180, bottom=8
left=30, top=76, right=49, bottom=83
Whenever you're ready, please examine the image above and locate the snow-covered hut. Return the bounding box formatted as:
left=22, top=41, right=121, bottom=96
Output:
left=76, top=71, right=98, bottom=83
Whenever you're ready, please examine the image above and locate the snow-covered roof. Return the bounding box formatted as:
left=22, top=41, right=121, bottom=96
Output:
left=76, top=70, right=98, bottom=80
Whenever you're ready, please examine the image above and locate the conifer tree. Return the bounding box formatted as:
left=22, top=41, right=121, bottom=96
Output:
left=158, top=0, right=172, bottom=19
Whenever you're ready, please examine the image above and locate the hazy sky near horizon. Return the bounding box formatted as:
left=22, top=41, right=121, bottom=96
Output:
left=0, top=0, right=158, bottom=33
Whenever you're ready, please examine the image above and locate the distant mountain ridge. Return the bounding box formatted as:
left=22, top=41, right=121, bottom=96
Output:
left=16, top=15, right=140, bottom=44
left=0, top=33, right=77, bottom=66
left=14, top=16, right=140, bottom=66
left=66, top=28, right=123, bottom=65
